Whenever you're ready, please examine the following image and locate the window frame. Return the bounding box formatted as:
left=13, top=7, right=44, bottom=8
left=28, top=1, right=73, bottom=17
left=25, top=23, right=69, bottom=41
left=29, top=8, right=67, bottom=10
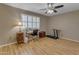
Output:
left=21, top=14, right=40, bottom=29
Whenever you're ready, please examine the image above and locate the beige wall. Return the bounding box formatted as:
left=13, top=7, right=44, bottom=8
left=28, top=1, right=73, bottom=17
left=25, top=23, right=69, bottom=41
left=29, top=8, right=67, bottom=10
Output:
left=1, top=3, right=79, bottom=46
left=0, top=4, right=48, bottom=46
left=48, top=10, right=79, bottom=41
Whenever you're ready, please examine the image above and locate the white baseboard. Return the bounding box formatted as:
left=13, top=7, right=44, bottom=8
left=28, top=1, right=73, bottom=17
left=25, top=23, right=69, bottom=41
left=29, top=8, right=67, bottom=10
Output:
left=61, top=37, right=79, bottom=43
left=0, top=42, right=17, bottom=48
left=0, top=37, right=79, bottom=48
left=0, top=37, right=28, bottom=48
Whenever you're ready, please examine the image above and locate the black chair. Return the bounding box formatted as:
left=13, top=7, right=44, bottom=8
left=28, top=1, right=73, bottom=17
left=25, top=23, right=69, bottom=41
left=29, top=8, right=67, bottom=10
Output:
left=31, top=29, right=39, bottom=40
left=31, top=29, right=38, bottom=36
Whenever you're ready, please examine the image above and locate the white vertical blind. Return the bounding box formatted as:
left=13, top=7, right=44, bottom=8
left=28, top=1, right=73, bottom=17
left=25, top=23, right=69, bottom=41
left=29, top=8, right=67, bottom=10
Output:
left=22, top=14, right=40, bottom=30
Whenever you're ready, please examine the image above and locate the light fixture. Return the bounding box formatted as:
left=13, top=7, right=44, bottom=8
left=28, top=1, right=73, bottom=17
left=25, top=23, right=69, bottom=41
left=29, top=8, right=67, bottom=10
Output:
left=18, top=22, right=22, bottom=26
left=17, top=22, right=23, bottom=32
left=40, top=3, right=64, bottom=15
left=47, top=9, right=54, bottom=14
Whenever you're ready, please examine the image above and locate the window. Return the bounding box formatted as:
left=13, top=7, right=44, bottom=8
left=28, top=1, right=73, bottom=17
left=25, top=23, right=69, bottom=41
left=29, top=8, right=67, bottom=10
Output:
left=22, top=14, right=40, bottom=30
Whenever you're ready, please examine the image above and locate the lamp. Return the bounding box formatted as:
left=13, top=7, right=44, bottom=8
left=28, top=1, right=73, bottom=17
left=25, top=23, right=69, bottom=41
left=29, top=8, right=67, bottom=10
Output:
left=17, top=22, right=23, bottom=32
left=18, top=22, right=22, bottom=26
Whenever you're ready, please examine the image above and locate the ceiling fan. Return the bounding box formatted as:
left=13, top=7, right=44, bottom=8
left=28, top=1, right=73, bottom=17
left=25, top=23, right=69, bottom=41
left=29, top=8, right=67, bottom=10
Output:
left=40, top=3, right=64, bottom=14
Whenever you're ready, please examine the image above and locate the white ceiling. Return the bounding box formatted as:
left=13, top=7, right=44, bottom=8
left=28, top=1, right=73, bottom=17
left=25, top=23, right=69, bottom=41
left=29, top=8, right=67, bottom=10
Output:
left=5, top=3, right=79, bottom=16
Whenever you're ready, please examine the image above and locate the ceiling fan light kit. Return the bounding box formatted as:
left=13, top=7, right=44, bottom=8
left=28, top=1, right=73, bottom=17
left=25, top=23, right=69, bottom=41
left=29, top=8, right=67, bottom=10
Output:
left=47, top=9, right=54, bottom=14
left=40, top=3, right=64, bottom=15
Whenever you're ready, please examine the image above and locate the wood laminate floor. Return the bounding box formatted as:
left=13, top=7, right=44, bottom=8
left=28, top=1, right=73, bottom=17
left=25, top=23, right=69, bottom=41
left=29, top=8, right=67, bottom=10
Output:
left=0, top=37, right=79, bottom=55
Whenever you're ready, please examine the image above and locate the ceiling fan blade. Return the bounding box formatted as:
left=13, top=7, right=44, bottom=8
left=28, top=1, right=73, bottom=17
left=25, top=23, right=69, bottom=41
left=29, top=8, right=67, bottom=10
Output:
left=45, top=11, right=47, bottom=14
left=53, top=10, right=57, bottom=13
left=55, top=5, right=64, bottom=9
left=40, top=8, right=47, bottom=10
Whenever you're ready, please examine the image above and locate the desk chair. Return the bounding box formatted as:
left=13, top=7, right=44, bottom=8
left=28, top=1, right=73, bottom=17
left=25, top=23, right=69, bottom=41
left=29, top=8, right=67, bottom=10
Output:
left=31, top=29, right=39, bottom=41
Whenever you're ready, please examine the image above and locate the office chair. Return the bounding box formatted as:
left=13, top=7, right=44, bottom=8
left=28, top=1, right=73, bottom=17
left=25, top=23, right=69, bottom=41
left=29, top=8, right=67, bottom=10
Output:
left=31, top=29, right=39, bottom=40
